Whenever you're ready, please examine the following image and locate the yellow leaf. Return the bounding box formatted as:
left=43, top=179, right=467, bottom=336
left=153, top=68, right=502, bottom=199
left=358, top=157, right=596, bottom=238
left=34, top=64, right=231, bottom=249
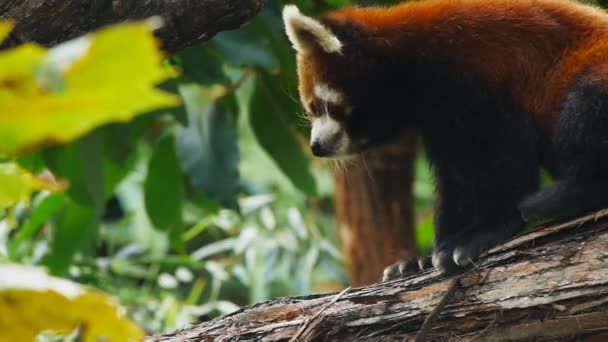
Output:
left=0, top=21, right=179, bottom=156
left=0, top=264, right=144, bottom=342
left=66, top=21, right=169, bottom=91
left=0, top=22, right=13, bottom=43
left=0, top=43, right=47, bottom=100
left=0, top=163, right=67, bottom=208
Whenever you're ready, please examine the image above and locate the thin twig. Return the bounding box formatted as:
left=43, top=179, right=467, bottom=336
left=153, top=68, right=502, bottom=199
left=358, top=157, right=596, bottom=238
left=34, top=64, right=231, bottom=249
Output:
left=290, top=286, right=351, bottom=341
left=415, top=275, right=462, bottom=342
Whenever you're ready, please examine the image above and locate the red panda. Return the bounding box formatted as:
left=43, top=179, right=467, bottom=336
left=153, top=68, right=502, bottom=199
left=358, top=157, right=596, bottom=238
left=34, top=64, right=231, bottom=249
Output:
left=283, top=0, right=608, bottom=281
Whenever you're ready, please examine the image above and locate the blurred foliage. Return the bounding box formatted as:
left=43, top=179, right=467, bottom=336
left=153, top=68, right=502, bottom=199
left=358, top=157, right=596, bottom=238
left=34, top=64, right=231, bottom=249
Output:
left=0, top=0, right=438, bottom=339
left=0, top=163, right=66, bottom=207
left=0, top=22, right=178, bottom=156
left=0, top=264, right=143, bottom=342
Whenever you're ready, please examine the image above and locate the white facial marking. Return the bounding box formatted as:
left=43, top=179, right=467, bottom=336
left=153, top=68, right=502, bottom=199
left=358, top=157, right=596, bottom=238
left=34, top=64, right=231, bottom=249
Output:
left=283, top=5, right=343, bottom=54
left=314, top=83, right=344, bottom=105
left=311, top=113, right=350, bottom=156
left=302, top=97, right=312, bottom=114
left=311, top=114, right=341, bottom=143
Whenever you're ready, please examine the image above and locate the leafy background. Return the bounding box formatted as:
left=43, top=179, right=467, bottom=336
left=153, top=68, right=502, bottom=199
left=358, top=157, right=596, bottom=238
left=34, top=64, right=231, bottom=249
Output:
left=5, top=0, right=605, bottom=339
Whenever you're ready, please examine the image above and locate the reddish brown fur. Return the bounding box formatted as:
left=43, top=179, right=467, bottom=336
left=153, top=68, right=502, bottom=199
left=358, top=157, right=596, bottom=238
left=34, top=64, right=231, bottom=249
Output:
left=296, top=54, right=318, bottom=113
left=319, top=0, right=608, bottom=133
left=287, top=0, right=608, bottom=274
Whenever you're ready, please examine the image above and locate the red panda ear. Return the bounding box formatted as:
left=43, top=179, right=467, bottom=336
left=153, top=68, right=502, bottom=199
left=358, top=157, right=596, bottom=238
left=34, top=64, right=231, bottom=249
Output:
left=283, top=5, right=343, bottom=54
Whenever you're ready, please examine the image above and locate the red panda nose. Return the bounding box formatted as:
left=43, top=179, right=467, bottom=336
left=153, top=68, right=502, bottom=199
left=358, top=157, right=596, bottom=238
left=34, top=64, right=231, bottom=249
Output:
left=311, top=140, right=329, bottom=157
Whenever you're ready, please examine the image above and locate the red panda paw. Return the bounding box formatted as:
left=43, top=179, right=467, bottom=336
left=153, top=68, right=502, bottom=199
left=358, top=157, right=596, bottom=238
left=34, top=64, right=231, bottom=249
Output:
left=430, top=244, right=484, bottom=274
left=432, top=246, right=479, bottom=274
left=381, top=257, right=433, bottom=282
left=431, top=249, right=460, bottom=274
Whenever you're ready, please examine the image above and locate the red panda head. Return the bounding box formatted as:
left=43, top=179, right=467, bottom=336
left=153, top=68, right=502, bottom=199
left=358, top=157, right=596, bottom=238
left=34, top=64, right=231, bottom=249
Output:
left=283, top=5, right=389, bottom=158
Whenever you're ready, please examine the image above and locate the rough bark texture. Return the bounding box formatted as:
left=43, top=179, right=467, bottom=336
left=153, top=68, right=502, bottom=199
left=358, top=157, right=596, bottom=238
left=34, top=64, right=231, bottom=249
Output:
left=0, top=0, right=267, bottom=53
left=333, top=134, right=418, bottom=286
left=148, top=210, right=608, bottom=341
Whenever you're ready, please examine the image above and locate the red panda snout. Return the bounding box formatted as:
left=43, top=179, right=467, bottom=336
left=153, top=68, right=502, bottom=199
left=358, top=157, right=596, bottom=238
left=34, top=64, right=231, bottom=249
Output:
left=310, top=113, right=350, bottom=157
left=305, top=81, right=361, bottom=158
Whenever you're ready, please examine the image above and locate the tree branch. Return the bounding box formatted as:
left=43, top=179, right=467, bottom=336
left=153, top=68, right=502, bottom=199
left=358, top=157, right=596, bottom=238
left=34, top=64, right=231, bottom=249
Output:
left=148, top=210, right=608, bottom=341
left=0, top=0, right=267, bottom=53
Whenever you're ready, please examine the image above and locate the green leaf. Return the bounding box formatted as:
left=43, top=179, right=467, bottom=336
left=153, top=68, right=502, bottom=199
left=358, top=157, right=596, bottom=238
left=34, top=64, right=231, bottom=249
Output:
left=156, top=78, right=188, bottom=126
left=249, top=11, right=297, bottom=81
left=326, top=0, right=350, bottom=7
left=16, top=151, right=46, bottom=173
left=43, top=130, right=105, bottom=212
left=102, top=157, right=133, bottom=201
left=292, top=0, right=314, bottom=14
left=177, top=45, right=230, bottom=86
left=250, top=74, right=316, bottom=196
left=44, top=199, right=99, bottom=275
left=10, top=193, right=67, bottom=255
left=144, top=134, right=184, bottom=232
left=101, top=124, right=138, bottom=198
left=176, top=84, right=240, bottom=209
left=101, top=123, right=133, bottom=166
left=212, top=26, right=279, bottom=72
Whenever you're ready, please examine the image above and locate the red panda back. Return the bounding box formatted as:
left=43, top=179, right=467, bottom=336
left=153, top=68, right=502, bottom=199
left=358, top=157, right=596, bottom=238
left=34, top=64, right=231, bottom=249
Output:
left=323, top=0, right=608, bottom=133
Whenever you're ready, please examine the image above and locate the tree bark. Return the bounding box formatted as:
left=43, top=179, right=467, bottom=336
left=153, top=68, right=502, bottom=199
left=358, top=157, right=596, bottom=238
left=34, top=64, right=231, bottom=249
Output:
left=148, top=210, right=608, bottom=341
left=0, top=0, right=267, bottom=53
left=333, top=134, right=418, bottom=286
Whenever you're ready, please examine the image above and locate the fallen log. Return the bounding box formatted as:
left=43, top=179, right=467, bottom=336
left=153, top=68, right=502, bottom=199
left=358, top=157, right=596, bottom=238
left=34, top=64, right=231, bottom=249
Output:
left=149, top=210, right=608, bottom=341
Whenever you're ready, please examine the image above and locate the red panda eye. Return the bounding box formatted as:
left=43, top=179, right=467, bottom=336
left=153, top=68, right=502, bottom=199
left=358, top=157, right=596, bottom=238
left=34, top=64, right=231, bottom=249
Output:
left=309, top=101, right=322, bottom=117
left=306, top=100, right=314, bottom=112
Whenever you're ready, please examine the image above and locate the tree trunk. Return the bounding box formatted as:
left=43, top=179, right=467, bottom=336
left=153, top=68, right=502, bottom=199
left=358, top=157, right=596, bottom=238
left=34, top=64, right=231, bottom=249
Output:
left=333, top=134, right=419, bottom=286
left=0, top=0, right=267, bottom=53
left=148, top=210, right=608, bottom=341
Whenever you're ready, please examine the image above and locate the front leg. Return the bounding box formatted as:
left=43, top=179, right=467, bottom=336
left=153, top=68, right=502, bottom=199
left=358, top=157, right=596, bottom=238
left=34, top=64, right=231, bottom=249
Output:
left=432, top=162, right=535, bottom=273
left=429, top=110, right=540, bottom=273
left=431, top=180, right=481, bottom=273
left=382, top=161, right=536, bottom=280
left=433, top=215, right=525, bottom=273
left=381, top=177, right=518, bottom=280
left=383, top=109, right=539, bottom=281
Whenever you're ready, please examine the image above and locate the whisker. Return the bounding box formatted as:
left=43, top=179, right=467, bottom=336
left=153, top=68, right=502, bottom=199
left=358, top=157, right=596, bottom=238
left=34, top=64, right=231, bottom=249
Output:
left=281, top=88, right=301, bottom=106
left=295, top=110, right=311, bottom=127
left=361, top=154, right=375, bottom=183
left=281, top=87, right=311, bottom=127
left=328, top=159, right=342, bottom=173
left=360, top=152, right=381, bottom=205
left=327, top=156, right=356, bottom=175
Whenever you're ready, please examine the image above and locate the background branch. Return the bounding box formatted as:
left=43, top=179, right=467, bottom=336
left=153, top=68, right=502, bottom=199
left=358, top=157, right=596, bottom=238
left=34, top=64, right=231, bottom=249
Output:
left=0, top=0, right=267, bottom=53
